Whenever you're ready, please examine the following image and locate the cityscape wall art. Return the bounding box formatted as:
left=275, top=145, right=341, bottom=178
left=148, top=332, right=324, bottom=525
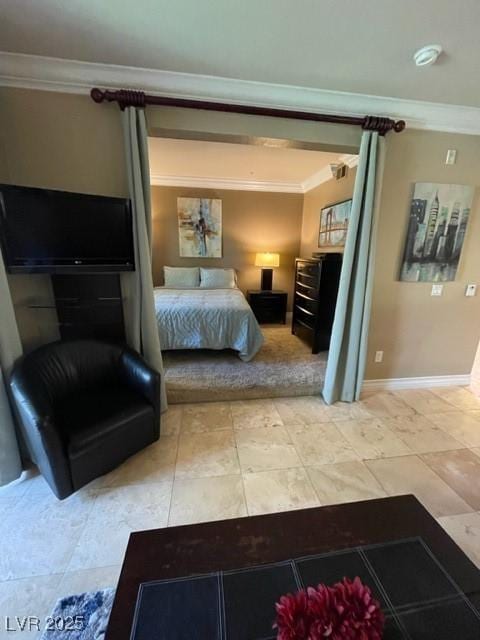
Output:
left=318, top=199, right=352, bottom=248
left=400, top=182, right=474, bottom=282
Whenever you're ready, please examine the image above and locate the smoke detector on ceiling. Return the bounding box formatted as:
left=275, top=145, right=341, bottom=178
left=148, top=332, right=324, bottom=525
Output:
left=413, top=45, right=443, bottom=67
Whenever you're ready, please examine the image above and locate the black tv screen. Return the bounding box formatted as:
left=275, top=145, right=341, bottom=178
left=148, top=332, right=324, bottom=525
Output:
left=0, top=184, right=135, bottom=274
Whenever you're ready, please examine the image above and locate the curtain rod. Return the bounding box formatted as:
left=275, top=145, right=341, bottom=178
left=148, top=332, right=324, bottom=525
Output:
left=90, top=88, right=406, bottom=135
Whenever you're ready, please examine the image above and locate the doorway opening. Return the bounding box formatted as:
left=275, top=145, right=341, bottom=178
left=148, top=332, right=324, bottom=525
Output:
left=147, top=133, right=358, bottom=403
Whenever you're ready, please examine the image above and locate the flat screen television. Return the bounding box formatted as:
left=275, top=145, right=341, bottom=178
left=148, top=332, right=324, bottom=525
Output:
left=0, top=184, right=135, bottom=274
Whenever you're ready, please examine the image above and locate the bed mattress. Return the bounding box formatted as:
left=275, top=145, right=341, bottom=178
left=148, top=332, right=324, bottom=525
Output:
left=154, top=287, right=264, bottom=362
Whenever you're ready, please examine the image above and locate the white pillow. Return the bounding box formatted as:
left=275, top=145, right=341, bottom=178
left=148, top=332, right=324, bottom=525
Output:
left=163, top=266, right=200, bottom=288
left=200, top=268, right=236, bottom=289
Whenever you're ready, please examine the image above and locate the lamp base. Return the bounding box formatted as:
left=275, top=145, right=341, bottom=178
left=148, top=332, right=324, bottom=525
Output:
left=260, top=268, right=273, bottom=291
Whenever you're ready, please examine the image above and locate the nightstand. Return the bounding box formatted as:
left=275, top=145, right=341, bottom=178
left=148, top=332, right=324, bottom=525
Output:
left=247, top=290, right=288, bottom=324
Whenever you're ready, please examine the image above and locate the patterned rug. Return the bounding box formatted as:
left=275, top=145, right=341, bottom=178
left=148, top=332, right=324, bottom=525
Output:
left=40, top=589, right=115, bottom=640
left=164, top=325, right=327, bottom=403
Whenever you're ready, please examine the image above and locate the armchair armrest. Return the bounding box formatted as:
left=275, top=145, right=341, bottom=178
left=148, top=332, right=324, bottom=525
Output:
left=9, top=375, right=73, bottom=500
left=120, top=348, right=161, bottom=436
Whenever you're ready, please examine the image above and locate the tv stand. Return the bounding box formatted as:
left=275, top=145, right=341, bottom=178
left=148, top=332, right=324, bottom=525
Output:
left=51, top=274, right=126, bottom=343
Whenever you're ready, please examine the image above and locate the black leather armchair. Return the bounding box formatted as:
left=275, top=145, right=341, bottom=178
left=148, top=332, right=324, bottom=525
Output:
left=9, top=340, right=161, bottom=500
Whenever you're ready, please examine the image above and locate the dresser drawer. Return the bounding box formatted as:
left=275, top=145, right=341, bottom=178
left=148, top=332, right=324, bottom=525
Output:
left=296, top=270, right=319, bottom=289
left=294, top=291, right=318, bottom=315
left=252, top=293, right=285, bottom=306
left=254, top=308, right=284, bottom=323
left=296, top=262, right=319, bottom=279
left=293, top=256, right=341, bottom=354
left=294, top=304, right=315, bottom=328
left=247, top=291, right=288, bottom=324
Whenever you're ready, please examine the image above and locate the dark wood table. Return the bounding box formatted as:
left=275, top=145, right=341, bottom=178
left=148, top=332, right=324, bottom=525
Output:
left=105, top=495, right=480, bottom=639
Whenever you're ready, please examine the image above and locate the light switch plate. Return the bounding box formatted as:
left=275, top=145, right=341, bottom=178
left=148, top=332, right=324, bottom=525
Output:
left=466, top=284, right=477, bottom=297
left=446, top=149, right=457, bottom=165
left=431, top=284, right=443, bottom=296
left=374, top=350, right=384, bottom=363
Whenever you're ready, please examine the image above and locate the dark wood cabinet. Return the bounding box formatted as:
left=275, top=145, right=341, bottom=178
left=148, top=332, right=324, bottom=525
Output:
left=52, top=274, right=125, bottom=342
left=247, top=290, right=287, bottom=324
left=292, top=255, right=342, bottom=353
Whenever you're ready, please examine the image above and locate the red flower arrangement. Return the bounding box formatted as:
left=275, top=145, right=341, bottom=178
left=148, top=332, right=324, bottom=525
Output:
left=274, top=577, right=384, bottom=640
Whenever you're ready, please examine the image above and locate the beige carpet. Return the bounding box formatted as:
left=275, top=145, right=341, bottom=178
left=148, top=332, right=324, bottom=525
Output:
left=164, top=325, right=327, bottom=403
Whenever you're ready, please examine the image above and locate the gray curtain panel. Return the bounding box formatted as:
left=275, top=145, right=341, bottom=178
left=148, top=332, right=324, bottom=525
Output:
left=0, top=248, right=23, bottom=486
left=323, top=131, right=385, bottom=404
left=121, top=106, right=167, bottom=411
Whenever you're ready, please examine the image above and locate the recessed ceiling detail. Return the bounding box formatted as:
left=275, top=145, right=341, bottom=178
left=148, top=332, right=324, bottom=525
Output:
left=148, top=138, right=354, bottom=193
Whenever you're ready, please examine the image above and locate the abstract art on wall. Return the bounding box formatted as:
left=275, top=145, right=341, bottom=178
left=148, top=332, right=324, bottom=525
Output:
left=318, top=199, right=352, bottom=248
left=177, top=197, right=222, bottom=258
left=400, top=182, right=474, bottom=282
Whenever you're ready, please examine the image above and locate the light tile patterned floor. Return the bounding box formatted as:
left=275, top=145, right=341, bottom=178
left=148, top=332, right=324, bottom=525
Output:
left=1, top=386, right=480, bottom=638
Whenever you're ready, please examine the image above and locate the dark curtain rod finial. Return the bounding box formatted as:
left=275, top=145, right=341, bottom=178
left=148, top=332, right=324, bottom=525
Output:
left=91, top=88, right=146, bottom=110
left=362, top=115, right=406, bottom=135
left=90, top=87, right=406, bottom=134
left=90, top=87, right=105, bottom=103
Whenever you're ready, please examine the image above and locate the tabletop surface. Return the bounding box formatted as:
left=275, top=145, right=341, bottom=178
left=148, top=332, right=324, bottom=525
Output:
left=105, top=494, right=480, bottom=639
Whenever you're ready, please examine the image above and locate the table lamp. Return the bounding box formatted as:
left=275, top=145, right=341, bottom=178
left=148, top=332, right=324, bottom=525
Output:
left=255, top=252, right=280, bottom=291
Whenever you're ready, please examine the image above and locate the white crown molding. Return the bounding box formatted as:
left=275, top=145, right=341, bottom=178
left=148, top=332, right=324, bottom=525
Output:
left=301, top=154, right=359, bottom=192
left=151, top=165, right=349, bottom=193
left=339, top=154, right=359, bottom=168
left=301, top=166, right=333, bottom=193
left=152, top=152, right=360, bottom=194
left=1, top=52, right=480, bottom=135
left=150, top=174, right=304, bottom=193
left=362, top=374, right=470, bottom=393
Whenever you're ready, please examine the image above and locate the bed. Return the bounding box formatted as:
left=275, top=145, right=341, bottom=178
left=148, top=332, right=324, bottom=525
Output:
left=154, top=287, right=264, bottom=362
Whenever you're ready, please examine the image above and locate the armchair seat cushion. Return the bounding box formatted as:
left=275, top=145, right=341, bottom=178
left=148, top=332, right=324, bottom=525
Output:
left=59, top=385, right=154, bottom=456
left=62, top=384, right=156, bottom=490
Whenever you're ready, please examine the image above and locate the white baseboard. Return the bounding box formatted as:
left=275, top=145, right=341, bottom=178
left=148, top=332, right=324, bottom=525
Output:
left=362, top=374, right=471, bottom=392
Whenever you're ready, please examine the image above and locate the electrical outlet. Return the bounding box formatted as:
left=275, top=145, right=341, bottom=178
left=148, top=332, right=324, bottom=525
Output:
left=445, top=149, right=457, bottom=165
left=374, top=350, right=384, bottom=363
left=431, top=284, right=443, bottom=296
left=466, top=284, right=477, bottom=297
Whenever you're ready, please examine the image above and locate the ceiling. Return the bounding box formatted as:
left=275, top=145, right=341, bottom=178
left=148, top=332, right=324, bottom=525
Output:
left=148, top=138, right=347, bottom=192
left=1, top=0, right=479, bottom=107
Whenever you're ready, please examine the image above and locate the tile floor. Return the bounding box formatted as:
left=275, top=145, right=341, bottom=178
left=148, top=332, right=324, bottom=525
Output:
left=2, top=386, right=480, bottom=638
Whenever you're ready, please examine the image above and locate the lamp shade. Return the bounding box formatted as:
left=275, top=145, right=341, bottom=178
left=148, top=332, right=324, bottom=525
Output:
left=255, top=252, right=280, bottom=268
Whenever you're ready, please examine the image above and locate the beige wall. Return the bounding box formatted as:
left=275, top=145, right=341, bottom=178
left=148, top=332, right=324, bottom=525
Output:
left=0, top=87, right=127, bottom=195
left=366, top=128, right=480, bottom=379
left=2, top=86, right=480, bottom=381
left=299, top=130, right=480, bottom=380
left=0, top=87, right=128, bottom=351
left=300, top=169, right=356, bottom=257
left=151, top=186, right=303, bottom=309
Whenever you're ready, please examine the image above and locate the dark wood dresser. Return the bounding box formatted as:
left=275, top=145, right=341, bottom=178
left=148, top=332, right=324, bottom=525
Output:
left=292, top=254, right=342, bottom=353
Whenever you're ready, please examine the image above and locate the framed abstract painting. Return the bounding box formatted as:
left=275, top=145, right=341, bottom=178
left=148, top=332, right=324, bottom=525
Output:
left=177, top=197, right=222, bottom=258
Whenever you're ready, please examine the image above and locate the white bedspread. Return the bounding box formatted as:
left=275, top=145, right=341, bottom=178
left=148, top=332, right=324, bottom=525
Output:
left=154, top=287, right=264, bottom=362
